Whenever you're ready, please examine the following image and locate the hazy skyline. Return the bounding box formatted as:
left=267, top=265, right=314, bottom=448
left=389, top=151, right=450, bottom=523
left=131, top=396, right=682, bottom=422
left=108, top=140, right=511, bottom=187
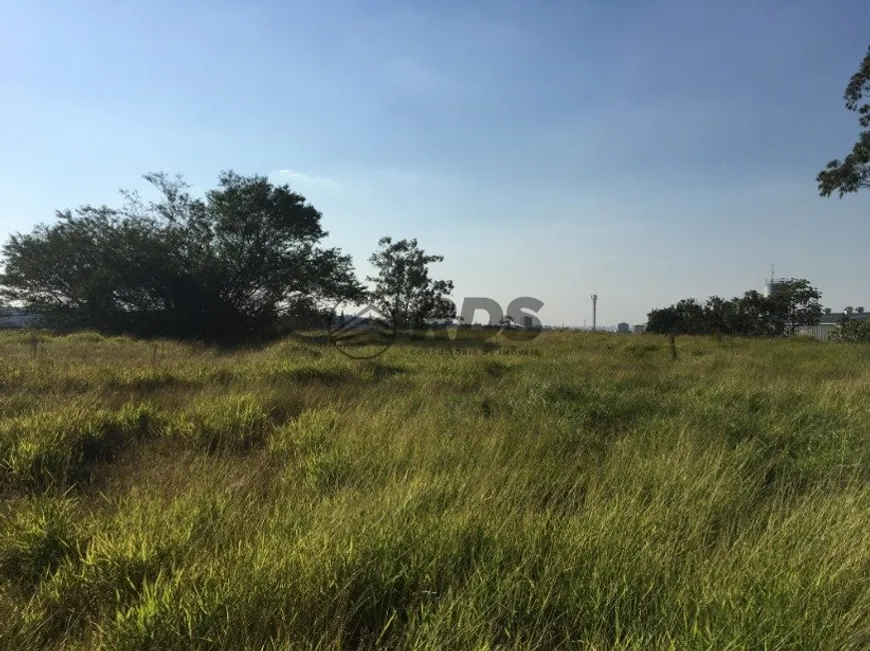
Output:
left=2, top=0, right=869, bottom=326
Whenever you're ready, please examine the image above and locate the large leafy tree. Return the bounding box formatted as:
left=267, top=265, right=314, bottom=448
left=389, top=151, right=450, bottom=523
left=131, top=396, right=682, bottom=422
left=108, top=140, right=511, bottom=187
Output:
left=366, top=237, right=455, bottom=329
left=0, top=171, right=365, bottom=342
left=766, top=278, right=823, bottom=336
left=817, top=45, right=870, bottom=197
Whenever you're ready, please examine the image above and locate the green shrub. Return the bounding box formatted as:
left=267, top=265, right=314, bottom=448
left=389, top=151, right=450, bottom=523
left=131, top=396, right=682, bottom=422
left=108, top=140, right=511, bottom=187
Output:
left=828, top=318, right=870, bottom=343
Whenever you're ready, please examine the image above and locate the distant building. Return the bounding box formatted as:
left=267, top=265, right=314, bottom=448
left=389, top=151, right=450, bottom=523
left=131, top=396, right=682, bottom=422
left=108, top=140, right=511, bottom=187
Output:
left=522, top=315, right=534, bottom=329
left=633, top=324, right=647, bottom=335
left=791, top=308, right=870, bottom=340
left=795, top=324, right=839, bottom=341
left=617, top=322, right=630, bottom=334
left=818, top=309, right=870, bottom=324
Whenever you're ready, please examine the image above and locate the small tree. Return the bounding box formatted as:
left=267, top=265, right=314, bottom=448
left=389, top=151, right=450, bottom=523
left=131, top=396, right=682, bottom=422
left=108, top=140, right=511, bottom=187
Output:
left=367, top=237, right=455, bottom=329
left=734, top=290, right=777, bottom=337
left=646, top=305, right=681, bottom=334
left=830, top=319, right=870, bottom=343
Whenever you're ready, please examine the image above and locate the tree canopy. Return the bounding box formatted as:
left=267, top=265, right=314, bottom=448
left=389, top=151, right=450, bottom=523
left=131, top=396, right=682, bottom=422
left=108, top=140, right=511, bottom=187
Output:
left=817, top=45, right=870, bottom=198
left=366, top=237, right=455, bottom=329
left=0, top=172, right=365, bottom=343
left=646, top=279, right=822, bottom=337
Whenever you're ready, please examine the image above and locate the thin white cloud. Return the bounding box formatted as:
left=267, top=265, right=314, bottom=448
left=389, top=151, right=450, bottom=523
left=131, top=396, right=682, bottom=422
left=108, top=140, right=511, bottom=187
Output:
left=270, top=169, right=344, bottom=191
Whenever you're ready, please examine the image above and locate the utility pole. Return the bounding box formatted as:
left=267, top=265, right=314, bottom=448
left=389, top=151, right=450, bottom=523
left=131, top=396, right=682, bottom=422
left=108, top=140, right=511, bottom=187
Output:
left=591, top=294, right=598, bottom=332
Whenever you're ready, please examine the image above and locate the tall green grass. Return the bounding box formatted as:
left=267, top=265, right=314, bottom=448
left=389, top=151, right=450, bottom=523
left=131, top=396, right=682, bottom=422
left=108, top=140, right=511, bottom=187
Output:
left=0, top=330, right=868, bottom=649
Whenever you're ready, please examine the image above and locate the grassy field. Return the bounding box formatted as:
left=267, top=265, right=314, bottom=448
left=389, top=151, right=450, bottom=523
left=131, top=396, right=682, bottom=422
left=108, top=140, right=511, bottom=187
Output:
left=0, top=329, right=868, bottom=650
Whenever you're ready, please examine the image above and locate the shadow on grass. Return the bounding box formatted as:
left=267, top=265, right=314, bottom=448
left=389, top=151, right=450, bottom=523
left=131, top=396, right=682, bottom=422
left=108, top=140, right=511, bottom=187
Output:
left=274, top=330, right=545, bottom=360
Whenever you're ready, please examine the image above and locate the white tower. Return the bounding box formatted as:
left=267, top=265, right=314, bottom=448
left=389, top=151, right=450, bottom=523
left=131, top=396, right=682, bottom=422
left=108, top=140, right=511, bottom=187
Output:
left=591, top=294, right=598, bottom=332
left=765, top=264, right=786, bottom=297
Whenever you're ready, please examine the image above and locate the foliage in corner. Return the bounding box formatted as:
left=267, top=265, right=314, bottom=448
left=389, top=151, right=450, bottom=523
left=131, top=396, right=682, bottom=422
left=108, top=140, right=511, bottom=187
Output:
left=817, top=45, right=870, bottom=198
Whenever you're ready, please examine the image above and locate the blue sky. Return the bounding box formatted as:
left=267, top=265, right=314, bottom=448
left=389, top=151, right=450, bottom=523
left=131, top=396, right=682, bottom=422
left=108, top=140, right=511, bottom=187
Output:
left=2, top=0, right=869, bottom=326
